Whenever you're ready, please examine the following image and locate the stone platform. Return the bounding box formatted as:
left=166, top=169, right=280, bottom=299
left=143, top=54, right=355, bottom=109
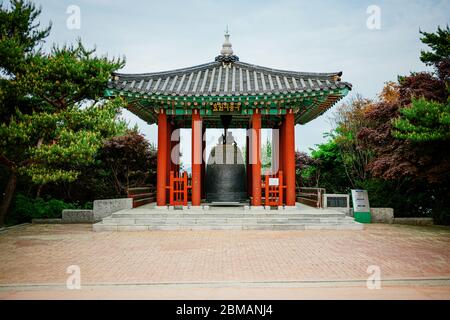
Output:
left=93, top=203, right=362, bottom=231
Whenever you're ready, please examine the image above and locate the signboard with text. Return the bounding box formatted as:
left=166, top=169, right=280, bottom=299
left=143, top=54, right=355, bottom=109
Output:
left=211, top=103, right=241, bottom=113
left=269, top=178, right=279, bottom=186
left=351, top=189, right=371, bottom=223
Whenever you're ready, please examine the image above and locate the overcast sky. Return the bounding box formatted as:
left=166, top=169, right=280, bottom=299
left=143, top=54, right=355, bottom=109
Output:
left=33, top=0, right=449, bottom=163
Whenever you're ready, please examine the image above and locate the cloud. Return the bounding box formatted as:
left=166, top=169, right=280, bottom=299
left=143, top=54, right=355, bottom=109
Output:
left=35, top=0, right=449, bottom=156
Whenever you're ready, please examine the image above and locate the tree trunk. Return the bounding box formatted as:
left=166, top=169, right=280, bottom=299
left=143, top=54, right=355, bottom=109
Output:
left=36, top=184, right=43, bottom=198
left=0, top=170, right=17, bottom=226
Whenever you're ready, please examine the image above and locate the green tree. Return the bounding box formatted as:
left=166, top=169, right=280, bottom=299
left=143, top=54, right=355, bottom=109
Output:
left=393, top=97, right=450, bottom=142
left=308, top=139, right=350, bottom=193
left=296, top=151, right=320, bottom=187
left=419, top=25, right=450, bottom=81
left=358, top=25, right=450, bottom=224
left=0, top=0, right=51, bottom=122
left=0, top=0, right=126, bottom=225
left=331, top=96, right=373, bottom=188
left=0, top=0, right=51, bottom=74
left=100, top=131, right=157, bottom=195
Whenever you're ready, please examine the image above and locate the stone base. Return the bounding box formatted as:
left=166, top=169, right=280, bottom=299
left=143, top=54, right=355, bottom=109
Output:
left=93, top=198, right=132, bottom=220
left=371, top=208, right=394, bottom=224
left=93, top=203, right=364, bottom=231
left=62, top=209, right=94, bottom=223
left=393, top=217, right=433, bottom=226
left=154, top=206, right=169, bottom=210
left=32, top=218, right=62, bottom=224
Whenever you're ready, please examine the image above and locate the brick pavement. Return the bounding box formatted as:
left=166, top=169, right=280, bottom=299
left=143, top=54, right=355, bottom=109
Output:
left=0, top=224, right=450, bottom=286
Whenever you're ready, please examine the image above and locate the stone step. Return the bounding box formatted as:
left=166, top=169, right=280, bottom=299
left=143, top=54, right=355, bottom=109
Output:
left=93, top=223, right=363, bottom=232
left=101, top=217, right=352, bottom=224
left=110, top=212, right=346, bottom=219
left=94, top=205, right=362, bottom=232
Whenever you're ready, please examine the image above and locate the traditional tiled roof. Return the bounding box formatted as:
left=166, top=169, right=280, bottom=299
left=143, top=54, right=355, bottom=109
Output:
left=105, top=33, right=352, bottom=126
left=108, top=61, right=351, bottom=98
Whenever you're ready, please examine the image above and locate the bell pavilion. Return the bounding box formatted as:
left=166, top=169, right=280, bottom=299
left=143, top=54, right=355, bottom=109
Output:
left=105, top=32, right=352, bottom=210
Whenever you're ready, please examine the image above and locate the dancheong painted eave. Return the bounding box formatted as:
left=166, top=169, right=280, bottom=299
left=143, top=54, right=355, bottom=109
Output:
left=105, top=34, right=352, bottom=127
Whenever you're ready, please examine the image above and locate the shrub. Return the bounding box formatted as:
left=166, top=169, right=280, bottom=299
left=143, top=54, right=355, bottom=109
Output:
left=10, top=194, right=78, bottom=222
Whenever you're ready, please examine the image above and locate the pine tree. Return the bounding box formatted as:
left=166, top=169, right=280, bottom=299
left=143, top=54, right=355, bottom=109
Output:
left=419, top=25, right=450, bottom=81
left=393, top=97, right=450, bottom=142
left=0, top=0, right=126, bottom=225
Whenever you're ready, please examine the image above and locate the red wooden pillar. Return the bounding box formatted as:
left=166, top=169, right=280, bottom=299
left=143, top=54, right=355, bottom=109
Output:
left=156, top=110, right=167, bottom=206
left=251, top=110, right=262, bottom=206
left=246, top=127, right=251, bottom=196
left=284, top=109, right=296, bottom=206
left=280, top=118, right=286, bottom=204
left=191, top=109, right=202, bottom=206
left=278, top=171, right=284, bottom=206
left=166, top=121, right=172, bottom=194
left=201, top=124, right=206, bottom=199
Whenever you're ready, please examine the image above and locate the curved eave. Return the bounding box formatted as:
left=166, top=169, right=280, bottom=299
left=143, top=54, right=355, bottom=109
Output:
left=105, top=60, right=352, bottom=125
left=296, top=88, right=350, bottom=124
left=106, top=86, right=351, bottom=126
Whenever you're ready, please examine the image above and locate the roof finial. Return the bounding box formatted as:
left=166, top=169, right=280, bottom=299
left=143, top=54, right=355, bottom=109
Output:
left=215, top=27, right=239, bottom=64
left=220, top=26, right=233, bottom=56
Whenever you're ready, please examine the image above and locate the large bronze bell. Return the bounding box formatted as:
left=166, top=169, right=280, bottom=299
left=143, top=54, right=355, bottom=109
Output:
left=204, top=131, right=247, bottom=203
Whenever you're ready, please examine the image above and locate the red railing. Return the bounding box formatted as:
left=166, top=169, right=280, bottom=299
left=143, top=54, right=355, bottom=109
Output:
left=296, top=187, right=325, bottom=208
left=262, top=171, right=284, bottom=206
left=167, top=171, right=191, bottom=206
left=127, top=186, right=156, bottom=208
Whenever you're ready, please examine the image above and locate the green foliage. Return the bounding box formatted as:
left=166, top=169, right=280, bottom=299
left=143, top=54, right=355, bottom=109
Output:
left=0, top=0, right=51, bottom=75
left=0, top=0, right=51, bottom=121
left=308, top=139, right=350, bottom=193
left=15, top=41, right=124, bottom=110
left=99, top=131, right=157, bottom=195
left=332, top=96, right=373, bottom=187
left=353, top=26, right=450, bottom=224
left=0, top=0, right=128, bottom=225
left=0, top=99, right=126, bottom=184
left=38, top=131, right=157, bottom=204
left=392, top=97, right=450, bottom=142
left=11, top=194, right=77, bottom=221
left=310, top=139, right=339, bottom=163
left=306, top=112, right=371, bottom=192
left=7, top=193, right=92, bottom=225
left=359, top=178, right=435, bottom=218
left=300, top=166, right=315, bottom=183
left=419, top=25, right=450, bottom=66
left=419, top=25, right=450, bottom=82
